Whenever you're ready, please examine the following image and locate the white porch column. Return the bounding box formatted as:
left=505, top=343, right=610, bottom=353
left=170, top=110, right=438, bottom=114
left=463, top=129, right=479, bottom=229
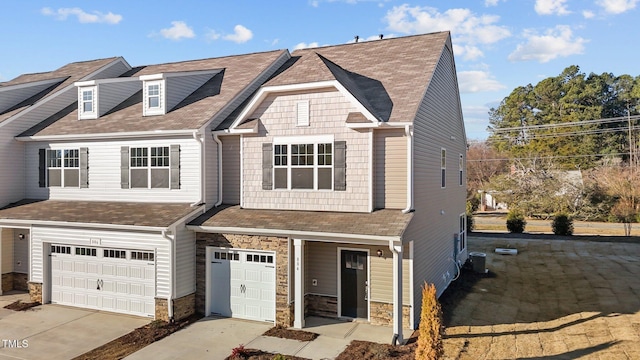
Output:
left=293, top=239, right=305, bottom=328
left=390, top=241, right=403, bottom=344
left=0, top=228, right=3, bottom=295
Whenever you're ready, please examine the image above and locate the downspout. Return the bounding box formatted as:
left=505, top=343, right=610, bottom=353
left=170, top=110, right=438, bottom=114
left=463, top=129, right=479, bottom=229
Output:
left=389, top=240, right=404, bottom=345
left=161, top=229, right=175, bottom=322
left=402, top=124, right=414, bottom=214
left=191, top=130, right=204, bottom=207
left=212, top=131, right=225, bottom=207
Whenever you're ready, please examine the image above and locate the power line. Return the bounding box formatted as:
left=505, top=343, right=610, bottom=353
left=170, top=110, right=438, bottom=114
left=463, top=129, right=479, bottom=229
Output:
left=489, top=114, right=640, bottom=133
left=467, top=152, right=630, bottom=162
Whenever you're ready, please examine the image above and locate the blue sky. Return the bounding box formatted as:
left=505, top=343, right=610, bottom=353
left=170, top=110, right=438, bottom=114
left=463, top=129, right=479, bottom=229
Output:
left=1, top=0, right=638, bottom=139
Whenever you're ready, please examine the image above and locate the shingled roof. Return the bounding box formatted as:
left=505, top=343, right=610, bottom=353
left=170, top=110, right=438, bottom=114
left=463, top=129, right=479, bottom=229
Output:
left=0, top=57, right=120, bottom=124
left=264, top=31, right=450, bottom=123
left=189, top=205, right=413, bottom=239
left=22, top=50, right=287, bottom=137
left=0, top=199, right=201, bottom=229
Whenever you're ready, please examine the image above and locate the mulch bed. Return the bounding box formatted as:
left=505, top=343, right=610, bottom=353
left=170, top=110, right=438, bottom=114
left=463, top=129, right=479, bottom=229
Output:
left=225, top=349, right=309, bottom=360
left=263, top=325, right=319, bottom=341
left=335, top=340, right=417, bottom=360
left=3, top=300, right=41, bottom=311
left=71, top=314, right=202, bottom=360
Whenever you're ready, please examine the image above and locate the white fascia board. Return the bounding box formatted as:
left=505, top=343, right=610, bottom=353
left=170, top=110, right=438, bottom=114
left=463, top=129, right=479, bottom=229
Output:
left=139, top=69, right=221, bottom=81
left=0, top=77, right=68, bottom=92
left=15, top=129, right=197, bottom=142
left=228, top=80, right=338, bottom=131
left=74, top=77, right=140, bottom=87
left=186, top=225, right=401, bottom=243
left=346, top=121, right=414, bottom=129
left=0, top=219, right=165, bottom=233
left=228, top=128, right=257, bottom=134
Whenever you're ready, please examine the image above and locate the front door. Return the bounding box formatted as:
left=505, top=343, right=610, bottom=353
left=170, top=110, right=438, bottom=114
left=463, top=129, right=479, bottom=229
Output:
left=340, top=250, right=368, bottom=319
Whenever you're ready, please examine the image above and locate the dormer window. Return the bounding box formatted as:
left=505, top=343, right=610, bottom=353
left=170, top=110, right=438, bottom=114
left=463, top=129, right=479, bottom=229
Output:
left=143, top=80, right=165, bottom=116
left=77, top=86, right=97, bottom=119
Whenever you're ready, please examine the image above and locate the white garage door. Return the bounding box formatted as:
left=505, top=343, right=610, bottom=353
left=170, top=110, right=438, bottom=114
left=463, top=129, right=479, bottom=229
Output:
left=209, top=248, right=276, bottom=323
left=50, top=244, right=155, bottom=318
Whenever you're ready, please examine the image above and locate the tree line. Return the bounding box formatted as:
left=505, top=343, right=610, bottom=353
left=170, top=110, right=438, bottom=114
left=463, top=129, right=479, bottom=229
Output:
left=469, top=66, right=640, bottom=234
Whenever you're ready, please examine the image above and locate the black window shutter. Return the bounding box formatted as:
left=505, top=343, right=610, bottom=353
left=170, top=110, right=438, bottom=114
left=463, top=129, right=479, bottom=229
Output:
left=79, top=147, right=89, bottom=188
left=38, top=149, right=46, bottom=188
left=120, top=146, right=129, bottom=189
left=334, top=141, right=346, bottom=191
left=262, top=143, right=273, bottom=190
left=170, top=145, right=180, bottom=189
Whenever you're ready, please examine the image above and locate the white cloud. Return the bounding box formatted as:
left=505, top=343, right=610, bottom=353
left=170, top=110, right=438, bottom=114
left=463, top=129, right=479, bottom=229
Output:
left=596, top=0, right=638, bottom=14
left=294, top=42, right=320, bottom=50
left=160, top=21, right=195, bottom=40
left=582, top=10, right=596, bottom=18
left=534, top=0, right=571, bottom=15
left=223, top=25, right=253, bottom=44
left=508, top=25, right=587, bottom=63
left=384, top=5, right=510, bottom=57
left=205, top=29, right=221, bottom=41
left=457, top=70, right=506, bottom=93
left=453, top=44, right=484, bottom=61
left=484, top=0, right=506, bottom=6
left=41, top=7, right=122, bottom=24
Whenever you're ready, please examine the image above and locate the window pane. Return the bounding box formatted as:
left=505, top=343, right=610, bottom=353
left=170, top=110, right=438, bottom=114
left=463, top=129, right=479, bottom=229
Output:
left=274, top=168, right=287, bottom=189
left=47, top=150, right=61, bottom=168
left=48, top=169, right=61, bottom=187
left=318, top=168, right=332, bottom=190
left=131, top=169, right=148, bottom=188
left=83, top=101, right=93, bottom=113
left=64, top=169, right=79, bottom=187
left=151, top=169, right=169, bottom=188
left=149, top=96, right=159, bottom=108
left=292, top=168, right=313, bottom=189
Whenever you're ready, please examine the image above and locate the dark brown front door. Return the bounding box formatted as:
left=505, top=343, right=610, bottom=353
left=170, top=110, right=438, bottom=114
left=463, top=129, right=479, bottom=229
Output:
left=340, top=250, right=368, bottom=318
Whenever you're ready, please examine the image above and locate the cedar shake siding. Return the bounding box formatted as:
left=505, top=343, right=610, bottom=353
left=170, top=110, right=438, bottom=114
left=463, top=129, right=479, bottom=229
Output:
left=241, top=89, right=370, bottom=212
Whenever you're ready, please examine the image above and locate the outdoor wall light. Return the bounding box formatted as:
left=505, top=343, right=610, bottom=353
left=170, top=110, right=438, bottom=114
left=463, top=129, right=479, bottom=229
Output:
left=377, top=249, right=384, bottom=258
left=18, top=233, right=25, bottom=240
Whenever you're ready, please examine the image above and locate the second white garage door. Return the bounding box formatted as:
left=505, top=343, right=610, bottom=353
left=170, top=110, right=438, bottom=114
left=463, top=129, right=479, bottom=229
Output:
left=50, top=244, right=156, bottom=318
left=209, top=248, right=276, bottom=323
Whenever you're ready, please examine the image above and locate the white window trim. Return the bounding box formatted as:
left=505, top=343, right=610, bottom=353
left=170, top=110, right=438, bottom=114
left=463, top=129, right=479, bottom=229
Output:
left=441, top=148, right=446, bottom=189
left=46, top=148, right=80, bottom=188
left=130, top=146, right=170, bottom=189
left=78, top=86, right=97, bottom=120
left=143, top=80, right=165, bottom=116
left=272, top=135, right=335, bottom=191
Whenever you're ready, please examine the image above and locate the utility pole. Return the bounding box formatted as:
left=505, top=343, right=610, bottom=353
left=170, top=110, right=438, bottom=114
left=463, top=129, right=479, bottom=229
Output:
left=628, top=102, right=635, bottom=170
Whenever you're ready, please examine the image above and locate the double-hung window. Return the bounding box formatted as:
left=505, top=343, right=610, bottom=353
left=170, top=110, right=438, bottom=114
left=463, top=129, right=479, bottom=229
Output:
left=46, top=149, right=79, bottom=187
left=78, top=86, right=97, bottom=119
left=130, top=146, right=170, bottom=189
left=273, top=141, right=333, bottom=190
left=143, top=81, right=164, bottom=116
left=458, top=214, right=467, bottom=252
left=459, top=154, right=464, bottom=186
left=441, top=148, right=446, bottom=188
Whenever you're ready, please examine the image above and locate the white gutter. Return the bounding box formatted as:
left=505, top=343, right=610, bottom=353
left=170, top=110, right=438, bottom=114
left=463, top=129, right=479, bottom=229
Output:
left=402, top=124, right=414, bottom=214
left=212, top=130, right=226, bottom=207
left=346, top=121, right=414, bottom=129
left=191, top=130, right=205, bottom=207
left=186, top=225, right=402, bottom=243
left=161, top=229, right=175, bottom=322
left=16, top=129, right=197, bottom=142
left=0, top=219, right=165, bottom=232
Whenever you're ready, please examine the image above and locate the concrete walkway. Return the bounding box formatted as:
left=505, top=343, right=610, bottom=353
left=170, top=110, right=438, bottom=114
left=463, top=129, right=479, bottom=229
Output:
left=126, top=316, right=410, bottom=360
left=0, top=296, right=149, bottom=360
left=443, top=236, right=640, bottom=359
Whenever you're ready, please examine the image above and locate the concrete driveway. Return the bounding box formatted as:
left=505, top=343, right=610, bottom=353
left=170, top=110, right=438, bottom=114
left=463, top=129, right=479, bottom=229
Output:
left=0, top=297, right=149, bottom=360
left=444, top=235, right=640, bottom=359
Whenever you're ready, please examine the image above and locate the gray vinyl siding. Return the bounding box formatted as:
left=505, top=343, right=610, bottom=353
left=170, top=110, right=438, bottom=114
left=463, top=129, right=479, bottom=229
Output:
left=25, top=137, right=200, bottom=203
left=403, top=41, right=467, bottom=327
left=222, top=136, right=240, bottom=204
left=13, top=230, right=29, bottom=274
left=374, top=129, right=407, bottom=209
left=1, top=228, right=14, bottom=274
left=304, top=242, right=411, bottom=305
left=96, top=81, right=141, bottom=117
left=174, top=224, right=196, bottom=298
left=165, top=73, right=216, bottom=112
left=0, top=79, right=63, bottom=114
left=90, top=59, right=131, bottom=81
left=30, top=226, right=172, bottom=298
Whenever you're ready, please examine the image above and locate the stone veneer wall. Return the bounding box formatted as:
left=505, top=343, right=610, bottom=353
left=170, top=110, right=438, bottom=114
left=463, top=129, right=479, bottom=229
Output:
left=370, top=301, right=412, bottom=328
left=2, top=273, right=13, bottom=292
left=12, top=273, right=28, bottom=291
left=155, top=298, right=169, bottom=322
left=28, top=282, right=42, bottom=303
left=173, top=293, right=196, bottom=321
left=195, top=233, right=292, bottom=326
left=305, top=294, right=338, bottom=318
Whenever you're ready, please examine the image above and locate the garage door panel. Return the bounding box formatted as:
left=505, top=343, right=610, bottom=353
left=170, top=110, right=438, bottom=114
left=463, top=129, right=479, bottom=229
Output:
left=50, top=245, right=155, bottom=318
left=245, top=269, right=260, bottom=282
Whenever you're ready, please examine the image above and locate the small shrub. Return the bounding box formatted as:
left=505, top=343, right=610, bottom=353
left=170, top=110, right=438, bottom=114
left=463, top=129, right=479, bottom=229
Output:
left=272, top=354, right=287, bottom=360
left=416, top=282, right=444, bottom=360
left=466, top=212, right=474, bottom=233
left=506, top=211, right=526, bottom=233
left=230, top=344, right=248, bottom=359
left=552, top=213, right=574, bottom=236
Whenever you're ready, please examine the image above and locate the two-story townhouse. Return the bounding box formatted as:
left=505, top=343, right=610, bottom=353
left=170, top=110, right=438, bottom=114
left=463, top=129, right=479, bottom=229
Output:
left=189, top=31, right=467, bottom=343
left=0, top=50, right=290, bottom=321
